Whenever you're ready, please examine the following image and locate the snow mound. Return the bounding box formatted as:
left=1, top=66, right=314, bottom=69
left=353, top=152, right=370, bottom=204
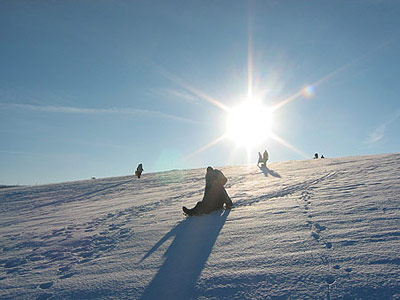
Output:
left=0, top=153, right=399, bottom=299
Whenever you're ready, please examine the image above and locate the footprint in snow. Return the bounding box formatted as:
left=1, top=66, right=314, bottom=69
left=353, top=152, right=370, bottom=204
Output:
left=7, top=267, right=23, bottom=274
left=313, top=223, right=327, bottom=232
left=58, top=265, right=71, bottom=273
left=51, top=228, right=66, bottom=236
left=84, top=227, right=95, bottom=232
left=108, top=224, right=119, bottom=231
left=343, top=240, right=357, bottom=246
left=93, top=235, right=116, bottom=246
left=344, top=267, right=352, bottom=272
left=311, top=232, right=320, bottom=241
left=80, top=251, right=94, bottom=258
left=8, top=234, right=20, bottom=241
left=39, top=281, right=53, bottom=289
left=35, top=293, right=53, bottom=300
left=26, top=253, right=43, bottom=262
left=118, top=228, right=133, bottom=239
left=60, top=272, right=76, bottom=279
left=326, top=275, right=335, bottom=284
left=301, top=191, right=312, bottom=201
left=78, top=258, right=91, bottom=264
left=4, top=257, right=27, bottom=268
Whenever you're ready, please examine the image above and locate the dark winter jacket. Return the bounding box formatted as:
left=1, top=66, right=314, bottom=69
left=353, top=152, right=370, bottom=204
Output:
left=200, top=167, right=232, bottom=214
left=135, top=164, right=144, bottom=178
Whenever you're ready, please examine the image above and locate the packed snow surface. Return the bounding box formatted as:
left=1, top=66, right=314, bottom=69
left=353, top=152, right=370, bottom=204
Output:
left=0, top=153, right=399, bottom=300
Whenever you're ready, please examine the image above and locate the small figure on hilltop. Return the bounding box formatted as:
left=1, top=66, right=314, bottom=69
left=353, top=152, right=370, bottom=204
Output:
left=321, top=155, right=325, bottom=159
left=262, top=150, right=269, bottom=167
left=257, top=152, right=263, bottom=167
left=183, top=166, right=233, bottom=216
left=314, top=153, right=319, bottom=159
left=135, top=163, right=144, bottom=178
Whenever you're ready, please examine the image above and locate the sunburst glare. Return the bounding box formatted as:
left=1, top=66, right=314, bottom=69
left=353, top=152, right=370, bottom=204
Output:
left=148, top=3, right=394, bottom=170
left=226, top=99, right=273, bottom=148
left=158, top=17, right=380, bottom=162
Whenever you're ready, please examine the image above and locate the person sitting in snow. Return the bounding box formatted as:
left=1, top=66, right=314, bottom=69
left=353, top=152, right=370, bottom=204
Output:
left=135, top=163, right=144, bottom=178
left=183, top=166, right=233, bottom=216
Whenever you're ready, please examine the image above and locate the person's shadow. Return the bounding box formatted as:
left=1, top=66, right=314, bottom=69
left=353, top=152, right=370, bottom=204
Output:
left=140, top=209, right=230, bottom=300
left=258, top=165, right=281, bottom=178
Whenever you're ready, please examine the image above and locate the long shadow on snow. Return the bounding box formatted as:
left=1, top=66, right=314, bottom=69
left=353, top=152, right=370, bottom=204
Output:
left=140, top=209, right=230, bottom=300
left=258, top=165, right=281, bottom=178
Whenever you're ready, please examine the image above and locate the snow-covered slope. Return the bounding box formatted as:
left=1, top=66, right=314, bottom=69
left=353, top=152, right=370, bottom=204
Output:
left=0, top=154, right=399, bottom=300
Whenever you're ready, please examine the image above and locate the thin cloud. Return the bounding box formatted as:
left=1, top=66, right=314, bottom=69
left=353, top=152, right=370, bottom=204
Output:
left=0, top=103, right=197, bottom=124
left=62, top=138, right=131, bottom=151
left=165, top=88, right=199, bottom=103
left=367, top=123, right=387, bottom=144
left=0, top=150, right=44, bottom=157
left=148, top=88, right=199, bottom=104
left=366, top=111, right=400, bottom=144
left=153, top=65, right=229, bottom=111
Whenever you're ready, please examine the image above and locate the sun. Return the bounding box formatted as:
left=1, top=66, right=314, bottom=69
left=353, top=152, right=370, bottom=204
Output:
left=226, top=99, right=273, bottom=148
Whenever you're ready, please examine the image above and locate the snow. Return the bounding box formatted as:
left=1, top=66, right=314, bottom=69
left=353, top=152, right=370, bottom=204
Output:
left=0, top=153, right=399, bottom=300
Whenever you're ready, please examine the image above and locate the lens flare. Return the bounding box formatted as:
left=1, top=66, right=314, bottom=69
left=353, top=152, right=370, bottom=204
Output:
left=302, top=85, right=315, bottom=98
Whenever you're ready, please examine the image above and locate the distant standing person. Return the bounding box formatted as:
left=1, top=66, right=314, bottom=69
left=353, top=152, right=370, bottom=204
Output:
left=257, top=152, right=263, bottom=167
left=262, top=150, right=269, bottom=167
left=135, top=163, right=144, bottom=178
left=314, top=153, right=319, bottom=159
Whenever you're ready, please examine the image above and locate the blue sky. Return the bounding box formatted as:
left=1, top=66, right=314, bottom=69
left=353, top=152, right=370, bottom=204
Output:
left=1, top=0, right=399, bottom=185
